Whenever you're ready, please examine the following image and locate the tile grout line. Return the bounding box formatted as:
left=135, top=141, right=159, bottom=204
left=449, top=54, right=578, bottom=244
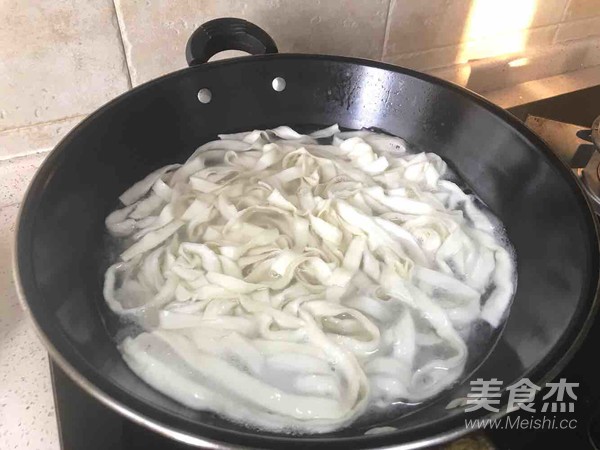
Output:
left=0, top=114, right=86, bottom=136
left=553, top=10, right=600, bottom=44
left=0, top=200, right=22, bottom=213
left=380, top=0, right=394, bottom=61
left=553, top=0, right=572, bottom=44
left=428, top=38, right=600, bottom=73
left=0, top=148, right=51, bottom=163
left=561, top=0, right=573, bottom=22
left=385, top=22, right=590, bottom=62
left=111, top=0, right=134, bottom=90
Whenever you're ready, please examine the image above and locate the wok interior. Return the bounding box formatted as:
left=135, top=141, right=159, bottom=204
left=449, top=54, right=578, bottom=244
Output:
left=18, top=56, right=597, bottom=446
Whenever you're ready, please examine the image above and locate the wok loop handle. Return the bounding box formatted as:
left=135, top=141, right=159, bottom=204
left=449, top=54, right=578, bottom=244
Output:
left=186, top=18, right=278, bottom=66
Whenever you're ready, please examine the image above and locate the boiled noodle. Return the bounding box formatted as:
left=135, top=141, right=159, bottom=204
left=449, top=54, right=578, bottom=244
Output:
left=103, top=124, right=515, bottom=433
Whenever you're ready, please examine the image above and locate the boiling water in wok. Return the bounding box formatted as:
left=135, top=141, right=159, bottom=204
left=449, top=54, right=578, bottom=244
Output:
left=98, top=125, right=515, bottom=434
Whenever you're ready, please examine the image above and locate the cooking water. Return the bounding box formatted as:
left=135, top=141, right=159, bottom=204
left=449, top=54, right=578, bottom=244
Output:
left=98, top=125, right=516, bottom=434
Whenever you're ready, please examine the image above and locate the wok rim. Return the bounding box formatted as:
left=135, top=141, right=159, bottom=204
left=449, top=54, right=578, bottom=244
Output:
left=13, top=52, right=600, bottom=449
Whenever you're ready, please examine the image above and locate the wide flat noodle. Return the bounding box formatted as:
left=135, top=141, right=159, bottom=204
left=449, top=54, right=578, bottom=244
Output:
left=103, top=124, right=515, bottom=433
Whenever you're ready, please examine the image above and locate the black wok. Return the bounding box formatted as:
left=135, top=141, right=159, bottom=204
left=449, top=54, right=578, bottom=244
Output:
left=15, top=18, right=600, bottom=449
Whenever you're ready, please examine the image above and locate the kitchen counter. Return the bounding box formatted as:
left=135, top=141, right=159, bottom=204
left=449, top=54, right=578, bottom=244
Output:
left=0, top=153, right=60, bottom=450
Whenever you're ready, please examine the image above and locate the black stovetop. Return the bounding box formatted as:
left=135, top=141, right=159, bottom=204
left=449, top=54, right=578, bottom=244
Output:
left=49, top=84, right=600, bottom=450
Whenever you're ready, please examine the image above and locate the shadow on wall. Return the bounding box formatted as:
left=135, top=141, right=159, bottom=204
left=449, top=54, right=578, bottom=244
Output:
left=459, top=0, right=538, bottom=63
left=444, top=0, right=541, bottom=90
left=388, top=0, right=600, bottom=93
left=453, top=0, right=598, bottom=93
left=464, top=44, right=594, bottom=93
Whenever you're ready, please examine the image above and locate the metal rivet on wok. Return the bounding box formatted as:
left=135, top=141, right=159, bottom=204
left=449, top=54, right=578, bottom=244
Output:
left=197, top=88, right=212, bottom=104
left=272, top=77, right=286, bottom=92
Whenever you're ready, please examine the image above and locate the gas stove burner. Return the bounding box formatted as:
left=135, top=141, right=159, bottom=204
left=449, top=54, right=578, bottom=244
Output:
left=579, top=152, right=600, bottom=214
left=593, top=115, right=600, bottom=150
left=578, top=115, right=600, bottom=214
left=526, top=114, right=600, bottom=215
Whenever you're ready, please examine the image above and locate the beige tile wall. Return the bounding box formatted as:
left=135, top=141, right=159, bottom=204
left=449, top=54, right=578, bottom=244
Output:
left=1, top=0, right=600, bottom=162
left=115, top=0, right=390, bottom=86
left=1, top=3, right=600, bottom=447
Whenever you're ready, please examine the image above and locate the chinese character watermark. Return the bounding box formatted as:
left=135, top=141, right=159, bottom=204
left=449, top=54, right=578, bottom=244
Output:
left=541, top=378, right=578, bottom=413
left=506, top=378, right=540, bottom=413
left=446, top=377, right=579, bottom=415
left=465, top=378, right=503, bottom=412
